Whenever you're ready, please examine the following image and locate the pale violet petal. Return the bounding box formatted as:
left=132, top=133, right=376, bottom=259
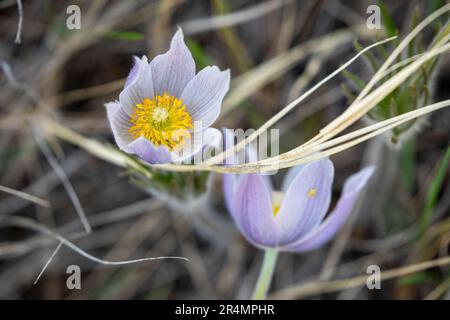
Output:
left=281, top=164, right=306, bottom=192
left=105, top=101, right=134, bottom=152
left=233, top=174, right=278, bottom=248
left=150, top=28, right=195, bottom=97
left=181, top=66, right=230, bottom=128
left=282, top=166, right=375, bottom=252
left=223, top=173, right=238, bottom=218
left=221, top=127, right=272, bottom=190
left=119, top=56, right=154, bottom=116
left=275, top=158, right=334, bottom=245
left=126, top=136, right=171, bottom=164
left=124, top=60, right=138, bottom=88
left=170, top=127, right=222, bottom=164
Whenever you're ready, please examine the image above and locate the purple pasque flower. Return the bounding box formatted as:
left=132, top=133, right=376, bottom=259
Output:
left=105, top=28, right=230, bottom=164
left=224, top=158, right=375, bottom=252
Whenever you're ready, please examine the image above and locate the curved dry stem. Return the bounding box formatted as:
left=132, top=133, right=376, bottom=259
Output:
left=2, top=216, right=189, bottom=264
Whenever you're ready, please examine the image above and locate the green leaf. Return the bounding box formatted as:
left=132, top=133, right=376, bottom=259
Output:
left=354, top=39, right=379, bottom=72
left=399, top=271, right=434, bottom=286
left=185, top=38, right=211, bottom=69
left=428, top=0, right=446, bottom=15
left=342, top=70, right=366, bottom=91
left=102, top=31, right=145, bottom=41
left=400, top=138, right=416, bottom=193
left=377, top=0, right=397, bottom=37
left=420, top=145, right=450, bottom=233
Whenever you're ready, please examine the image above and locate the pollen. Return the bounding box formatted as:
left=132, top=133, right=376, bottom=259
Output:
left=272, top=205, right=281, bottom=217
left=307, top=188, right=317, bottom=198
left=271, top=191, right=284, bottom=217
left=129, top=93, right=193, bottom=150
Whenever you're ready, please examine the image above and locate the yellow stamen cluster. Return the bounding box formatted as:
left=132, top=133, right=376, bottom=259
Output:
left=129, top=93, right=193, bottom=150
left=271, top=191, right=284, bottom=217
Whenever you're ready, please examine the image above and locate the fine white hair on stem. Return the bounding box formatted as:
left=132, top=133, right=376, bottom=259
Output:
left=15, top=0, right=23, bottom=44
left=31, top=124, right=92, bottom=234
left=0, top=185, right=49, bottom=208
left=33, top=241, right=63, bottom=285
left=4, top=216, right=190, bottom=264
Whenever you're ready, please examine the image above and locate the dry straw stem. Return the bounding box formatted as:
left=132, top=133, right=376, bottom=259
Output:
left=205, top=36, right=398, bottom=167
left=200, top=4, right=450, bottom=170
left=41, top=5, right=450, bottom=174
left=318, top=3, right=450, bottom=139
left=181, top=0, right=287, bottom=36
left=39, top=36, right=395, bottom=171
left=40, top=117, right=153, bottom=179
left=3, top=216, right=189, bottom=264
left=0, top=185, right=49, bottom=208
left=32, top=125, right=92, bottom=233
left=224, top=5, right=450, bottom=169
left=269, top=255, right=450, bottom=299
left=249, top=43, right=450, bottom=169
left=222, top=24, right=377, bottom=116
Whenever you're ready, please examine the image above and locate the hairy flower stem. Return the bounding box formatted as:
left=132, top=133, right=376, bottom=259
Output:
left=252, top=249, right=278, bottom=300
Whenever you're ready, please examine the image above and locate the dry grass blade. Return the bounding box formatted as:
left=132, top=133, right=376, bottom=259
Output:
left=221, top=25, right=378, bottom=116
left=40, top=97, right=450, bottom=174
left=33, top=241, right=63, bottom=285
left=31, top=125, right=92, bottom=233
left=181, top=0, right=287, bottom=35
left=269, top=256, right=450, bottom=299
left=3, top=216, right=189, bottom=264
left=38, top=6, right=450, bottom=175
left=205, top=36, right=397, bottom=166
left=14, top=0, right=23, bottom=44
left=0, top=185, right=50, bottom=208
left=322, top=3, right=450, bottom=135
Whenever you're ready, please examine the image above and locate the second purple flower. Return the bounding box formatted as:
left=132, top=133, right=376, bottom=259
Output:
left=224, top=158, right=375, bottom=252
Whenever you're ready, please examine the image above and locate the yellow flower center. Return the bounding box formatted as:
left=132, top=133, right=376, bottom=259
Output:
left=271, top=191, right=284, bottom=217
left=129, top=93, right=193, bottom=150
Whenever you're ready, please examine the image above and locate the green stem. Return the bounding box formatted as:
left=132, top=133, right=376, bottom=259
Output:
left=252, top=249, right=278, bottom=300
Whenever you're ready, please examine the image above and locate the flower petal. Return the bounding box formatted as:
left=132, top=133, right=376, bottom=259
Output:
left=124, top=60, right=138, bottom=88
left=150, top=28, right=195, bottom=98
left=222, top=128, right=255, bottom=166
left=223, top=173, right=238, bottom=216
left=281, top=164, right=306, bottom=192
left=275, top=158, right=334, bottom=245
left=105, top=101, right=134, bottom=152
left=119, top=56, right=154, bottom=116
left=221, top=128, right=272, bottom=190
left=127, top=136, right=171, bottom=164
left=233, top=174, right=278, bottom=248
left=283, top=166, right=375, bottom=252
left=170, top=127, right=222, bottom=163
left=181, top=66, right=230, bottom=128
left=222, top=128, right=268, bottom=221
